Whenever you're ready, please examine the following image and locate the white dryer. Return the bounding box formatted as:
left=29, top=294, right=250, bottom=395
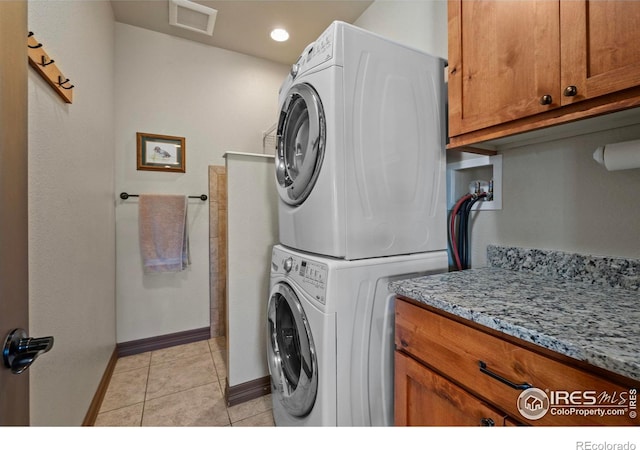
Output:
left=267, top=244, right=447, bottom=426
left=275, top=21, right=447, bottom=260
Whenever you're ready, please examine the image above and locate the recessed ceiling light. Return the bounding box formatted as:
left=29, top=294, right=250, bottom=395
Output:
left=270, top=28, right=289, bottom=42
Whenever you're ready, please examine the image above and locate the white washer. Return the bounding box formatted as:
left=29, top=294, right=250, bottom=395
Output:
left=275, top=21, right=447, bottom=260
left=267, top=244, right=447, bottom=426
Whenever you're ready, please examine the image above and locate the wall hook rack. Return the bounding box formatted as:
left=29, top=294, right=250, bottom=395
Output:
left=40, top=55, right=55, bottom=67
left=57, top=76, right=74, bottom=90
left=27, top=31, right=73, bottom=104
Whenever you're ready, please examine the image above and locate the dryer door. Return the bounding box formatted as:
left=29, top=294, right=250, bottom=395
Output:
left=267, top=282, right=318, bottom=417
left=275, top=83, right=325, bottom=206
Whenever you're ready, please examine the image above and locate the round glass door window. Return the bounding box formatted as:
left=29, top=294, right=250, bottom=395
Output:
left=275, top=83, right=326, bottom=206
left=267, top=283, right=318, bottom=417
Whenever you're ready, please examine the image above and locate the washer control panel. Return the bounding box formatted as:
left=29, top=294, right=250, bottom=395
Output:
left=298, top=260, right=327, bottom=288
left=272, top=248, right=328, bottom=305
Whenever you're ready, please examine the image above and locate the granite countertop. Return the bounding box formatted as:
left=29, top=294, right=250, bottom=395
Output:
left=389, top=245, right=640, bottom=382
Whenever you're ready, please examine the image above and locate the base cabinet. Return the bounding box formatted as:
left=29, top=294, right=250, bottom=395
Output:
left=394, top=297, right=638, bottom=426
left=395, top=351, right=516, bottom=426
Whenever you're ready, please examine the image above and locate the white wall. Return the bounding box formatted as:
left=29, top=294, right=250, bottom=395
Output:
left=225, top=153, right=278, bottom=387
left=115, top=23, right=288, bottom=343
left=465, top=125, right=640, bottom=265
left=356, top=0, right=448, bottom=59
left=28, top=1, right=116, bottom=425
left=357, top=0, right=640, bottom=264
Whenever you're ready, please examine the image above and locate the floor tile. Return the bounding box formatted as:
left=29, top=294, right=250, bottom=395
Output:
left=142, top=383, right=230, bottom=427
left=211, top=349, right=227, bottom=390
left=232, top=410, right=275, bottom=427
left=150, top=340, right=210, bottom=365
left=97, top=339, right=274, bottom=427
left=99, top=366, right=148, bottom=413
left=208, top=336, right=226, bottom=353
left=95, top=403, right=144, bottom=426
left=113, top=352, right=151, bottom=374
left=146, top=352, right=218, bottom=401
left=228, top=394, right=272, bottom=423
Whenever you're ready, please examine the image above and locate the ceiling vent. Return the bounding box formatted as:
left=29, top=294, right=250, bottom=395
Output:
left=169, top=0, right=217, bottom=36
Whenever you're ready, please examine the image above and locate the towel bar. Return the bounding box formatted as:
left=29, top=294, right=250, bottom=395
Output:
left=120, top=192, right=208, bottom=201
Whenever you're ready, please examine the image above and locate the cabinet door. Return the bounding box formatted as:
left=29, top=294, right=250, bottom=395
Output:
left=561, top=0, right=640, bottom=106
left=448, top=0, right=560, bottom=136
left=395, top=352, right=505, bottom=426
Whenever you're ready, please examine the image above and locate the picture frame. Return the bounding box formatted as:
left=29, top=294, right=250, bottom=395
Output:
left=136, top=132, right=186, bottom=173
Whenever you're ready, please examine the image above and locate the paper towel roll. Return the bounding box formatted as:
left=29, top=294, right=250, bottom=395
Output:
left=593, top=139, right=640, bottom=171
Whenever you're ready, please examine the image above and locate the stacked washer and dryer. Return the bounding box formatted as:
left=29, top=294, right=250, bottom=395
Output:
left=267, top=21, right=448, bottom=426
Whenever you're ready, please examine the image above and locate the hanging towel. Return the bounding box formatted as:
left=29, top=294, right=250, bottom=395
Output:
left=138, top=194, right=190, bottom=273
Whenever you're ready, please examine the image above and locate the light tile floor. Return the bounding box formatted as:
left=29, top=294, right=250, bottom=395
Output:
left=94, top=337, right=274, bottom=427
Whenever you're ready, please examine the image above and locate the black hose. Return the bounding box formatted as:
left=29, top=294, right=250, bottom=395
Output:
left=450, top=192, right=488, bottom=270
left=457, top=197, right=472, bottom=268
left=461, top=194, right=487, bottom=269
left=462, top=198, right=475, bottom=268
left=455, top=202, right=464, bottom=268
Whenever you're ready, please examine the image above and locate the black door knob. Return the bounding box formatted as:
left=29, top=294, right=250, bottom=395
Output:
left=3, top=328, right=54, bottom=374
left=564, top=85, right=578, bottom=97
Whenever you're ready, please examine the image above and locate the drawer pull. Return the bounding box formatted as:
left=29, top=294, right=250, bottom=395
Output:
left=479, top=361, right=532, bottom=390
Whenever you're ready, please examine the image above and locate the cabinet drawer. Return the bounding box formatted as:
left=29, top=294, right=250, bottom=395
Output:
left=395, top=351, right=510, bottom=426
left=395, top=299, right=638, bottom=426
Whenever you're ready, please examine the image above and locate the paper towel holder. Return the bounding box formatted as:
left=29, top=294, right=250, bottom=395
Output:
left=593, top=138, right=640, bottom=171
left=593, top=146, right=606, bottom=166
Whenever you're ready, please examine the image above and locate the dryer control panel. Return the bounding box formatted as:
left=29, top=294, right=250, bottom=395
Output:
left=294, top=22, right=335, bottom=78
left=272, top=248, right=328, bottom=305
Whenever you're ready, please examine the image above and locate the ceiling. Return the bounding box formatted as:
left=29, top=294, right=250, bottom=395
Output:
left=110, top=0, right=373, bottom=65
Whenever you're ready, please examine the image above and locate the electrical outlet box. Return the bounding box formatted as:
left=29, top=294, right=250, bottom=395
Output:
left=446, top=154, right=502, bottom=211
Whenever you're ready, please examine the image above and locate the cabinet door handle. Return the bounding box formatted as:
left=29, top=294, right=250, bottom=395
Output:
left=539, top=94, right=553, bottom=105
left=479, top=361, right=532, bottom=390
left=563, top=85, right=578, bottom=97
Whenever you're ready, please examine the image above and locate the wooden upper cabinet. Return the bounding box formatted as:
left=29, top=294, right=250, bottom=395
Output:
left=448, top=0, right=640, bottom=149
left=448, top=0, right=561, bottom=137
left=560, top=0, right=640, bottom=105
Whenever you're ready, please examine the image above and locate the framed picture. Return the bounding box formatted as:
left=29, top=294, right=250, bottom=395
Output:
left=136, top=132, right=186, bottom=173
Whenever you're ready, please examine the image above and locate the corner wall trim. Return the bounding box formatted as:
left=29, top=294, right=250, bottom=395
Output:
left=82, top=347, right=118, bottom=426
left=225, top=375, right=272, bottom=407
left=116, top=327, right=211, bottom=357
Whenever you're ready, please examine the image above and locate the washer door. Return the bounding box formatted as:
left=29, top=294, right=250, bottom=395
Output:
left=267, top=282, right=318, bottom=417
left=275, top=83, right=326, bottom=206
